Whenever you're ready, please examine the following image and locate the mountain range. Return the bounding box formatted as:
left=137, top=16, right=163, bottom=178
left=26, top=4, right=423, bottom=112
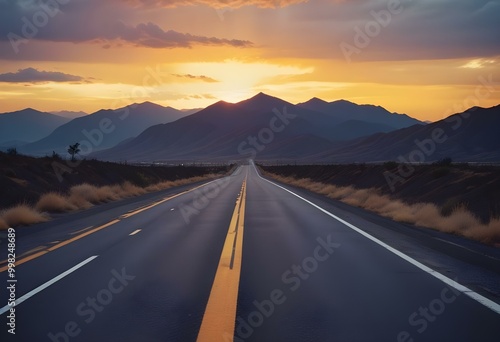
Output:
left=0, top=108, right=71, bottom=148
left=92, top=93, right=426, bottom=162
left=312, top=105, right=500, bottom=163
left=3, top=93, right=498, bottom=163
left=50, top=110, right=88, bottom=120
left=18, top=102, right=188, bottom=156
left=297, top=98, right=421, bottom=129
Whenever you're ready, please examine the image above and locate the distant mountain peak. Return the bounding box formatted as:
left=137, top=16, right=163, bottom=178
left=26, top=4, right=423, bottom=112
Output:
left=248, top=92, right=279, bottom=101
left=311, top=96, right=327, bottom=102
left=133, top=101, right=164, bottom=109
left=301, top=97, right=329, bottom=106
left=237, top=92, right=290, bottom=111
left=330, top=99, right=356, bottom=105
left=20, top=107, right=44, bottom=113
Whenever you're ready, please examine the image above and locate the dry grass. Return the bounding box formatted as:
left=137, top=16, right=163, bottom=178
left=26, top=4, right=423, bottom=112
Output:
left=266, top=172, right=500, bottom=245
left=0, top=204, right=49, bottom=227
left=36, top=192, right=78, bottom=212
left=0, top=173, right=221, bottom=228
left=0, top=217, right=8, bottom=230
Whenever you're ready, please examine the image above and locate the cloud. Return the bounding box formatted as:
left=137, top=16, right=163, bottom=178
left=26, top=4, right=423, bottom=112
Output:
left=0, top=68, right=86, bottom=83
left=460, top=59, right=497, bottom=69
left=0, top=1, right=253, bottom=51
left=185, top=93, right=218, bottom=99
left=121, top=0, right=309, bottom=9
left=172, top=73, right=219, bottom=82
left=111, top=22, right=252, bottom=48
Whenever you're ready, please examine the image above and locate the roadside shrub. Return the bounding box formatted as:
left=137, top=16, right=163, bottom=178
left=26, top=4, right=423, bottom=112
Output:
left=70, top=183, right=101, bottom=203
left=0, top=205, right=49, bottom=227
left=36, top=192, right=77, bottom=212
left=0, top=173, right=223, bottom=229
left=0, top=217, right=8, bottom=230
left=265, top=172, right=500, bottom=245
left=6, top=147, right=17, bottom=156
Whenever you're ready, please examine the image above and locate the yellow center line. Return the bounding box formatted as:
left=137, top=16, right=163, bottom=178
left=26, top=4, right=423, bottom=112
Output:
left=0, top=251, right=49, bottom=273
left=47, top=219, right=121, bottom=252
left=119, top=194, right=185, bottom=219
left=120, top=179, right=221, bottom=219
left=197, top=176, right=247, bottom=342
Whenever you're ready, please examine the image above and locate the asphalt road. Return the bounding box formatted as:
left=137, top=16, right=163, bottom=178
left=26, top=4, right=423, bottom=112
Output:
left=1, top=163, right=500, bottom=341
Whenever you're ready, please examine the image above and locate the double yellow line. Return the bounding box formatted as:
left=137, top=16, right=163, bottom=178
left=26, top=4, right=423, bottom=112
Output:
left=197, top=177, right=247, bottom=342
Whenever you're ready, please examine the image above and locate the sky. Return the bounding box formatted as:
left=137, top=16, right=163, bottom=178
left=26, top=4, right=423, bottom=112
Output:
left=0, top=0, right=499, bottom=121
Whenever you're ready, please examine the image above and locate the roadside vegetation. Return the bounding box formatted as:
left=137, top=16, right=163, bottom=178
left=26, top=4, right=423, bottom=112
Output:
left=0, top=151, right=232, bottom=229
left=0, top=174, right=224, bottom=230
left=261, top=164, right=500, bottom=245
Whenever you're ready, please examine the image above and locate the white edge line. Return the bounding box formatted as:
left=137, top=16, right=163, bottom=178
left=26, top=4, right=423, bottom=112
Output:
left=252, top=162, right=500, bottom=315
left=129, top=229, right=142, bottom=236
left=0, top=255, right=98, bottom=315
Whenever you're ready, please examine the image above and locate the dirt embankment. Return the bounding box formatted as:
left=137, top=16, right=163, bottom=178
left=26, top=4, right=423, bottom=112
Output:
left=260, top=163, right=500, bottom=245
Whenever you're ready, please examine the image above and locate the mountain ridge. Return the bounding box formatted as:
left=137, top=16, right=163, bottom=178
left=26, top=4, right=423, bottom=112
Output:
left=18, top=102, right=189, bottom=156
left=92, top=93, right=425, bottom=162
left=0, top=108, right=71, bottom=147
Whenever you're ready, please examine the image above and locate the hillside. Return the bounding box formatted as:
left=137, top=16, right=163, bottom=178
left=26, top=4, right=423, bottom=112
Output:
left=314, top=105, right=500, bottom=163
left=261, top=163, right=500, bottom=223
left=50, top=110, right=87, bottom=119
left=0, top=108, right=70, bottom=147
left=93, top=93, right=425, bottom=162
left=297, top=98, right=423, bottom=129
left=19, top=102, right=188, bottom=156
left=0, top=151, right=231, bottom=210
left=93, top=93, right=341, bottom=161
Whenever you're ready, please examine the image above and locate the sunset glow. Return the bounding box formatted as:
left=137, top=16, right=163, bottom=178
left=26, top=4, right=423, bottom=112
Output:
left=0, top=0, right=499, bottom=121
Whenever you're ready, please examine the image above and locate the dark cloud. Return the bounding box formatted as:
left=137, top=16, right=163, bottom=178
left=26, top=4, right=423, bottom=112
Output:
left=111, top=22, right=252, bottom=48
left=310, top=0, right=500, bottom=61
left=0, top=0, right=252, bottom=54
left=172, top=74, right=219, bottom=82
left=0, top=0, right=498, bottom=62
left=0, top=68, right=86, bottom=83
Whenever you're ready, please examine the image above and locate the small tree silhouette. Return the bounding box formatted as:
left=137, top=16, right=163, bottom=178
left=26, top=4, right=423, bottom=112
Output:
left=67, top=143, right=81, bottom=162
left=6, top=147, right=17, bottom=156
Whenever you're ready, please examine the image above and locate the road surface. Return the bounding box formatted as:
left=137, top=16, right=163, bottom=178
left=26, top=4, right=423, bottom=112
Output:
left=1, top=163, right=500, bottom=341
